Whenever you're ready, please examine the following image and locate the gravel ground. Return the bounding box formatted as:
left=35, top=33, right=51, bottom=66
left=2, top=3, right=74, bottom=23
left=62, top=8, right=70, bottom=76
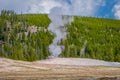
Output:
left=0, top=58, right=120, bottom=80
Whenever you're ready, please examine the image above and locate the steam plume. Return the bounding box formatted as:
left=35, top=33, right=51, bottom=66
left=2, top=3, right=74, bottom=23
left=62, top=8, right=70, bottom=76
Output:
left=48, top=7, right=73, bottom=57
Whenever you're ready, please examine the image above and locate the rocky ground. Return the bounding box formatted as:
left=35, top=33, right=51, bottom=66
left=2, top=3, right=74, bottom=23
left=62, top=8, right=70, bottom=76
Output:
left=0, top=58, right=120, bottom=80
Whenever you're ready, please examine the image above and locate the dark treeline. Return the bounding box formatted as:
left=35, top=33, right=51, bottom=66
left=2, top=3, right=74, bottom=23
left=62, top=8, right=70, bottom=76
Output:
left=0, top=10, right=120, bottom=62
left=61, top=17, right=120, bottom=62
left=0, top=10, right=53, bottom=61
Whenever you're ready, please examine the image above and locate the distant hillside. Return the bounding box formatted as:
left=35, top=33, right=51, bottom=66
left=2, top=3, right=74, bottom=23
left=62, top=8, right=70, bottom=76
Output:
left=61, top=17, right=120, bottom=62
left=0, top=10, right=120, bottom=62
left=22, top=14, right=50, bottom=27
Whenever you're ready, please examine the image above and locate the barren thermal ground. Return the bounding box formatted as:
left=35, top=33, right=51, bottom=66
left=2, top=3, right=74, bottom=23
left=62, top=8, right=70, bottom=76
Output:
left=0, top=58, right=120, bottom=80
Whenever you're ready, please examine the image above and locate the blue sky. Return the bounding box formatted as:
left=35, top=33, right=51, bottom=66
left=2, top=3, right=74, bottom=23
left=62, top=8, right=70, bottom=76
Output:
left=0, top=0, right=120, bottom=19
left=96, top=0, right=118, bottom=19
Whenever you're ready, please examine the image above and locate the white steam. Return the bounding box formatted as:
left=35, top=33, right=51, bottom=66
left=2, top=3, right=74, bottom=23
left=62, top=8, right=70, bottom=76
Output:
left=48, top=7, right=73, bottom=57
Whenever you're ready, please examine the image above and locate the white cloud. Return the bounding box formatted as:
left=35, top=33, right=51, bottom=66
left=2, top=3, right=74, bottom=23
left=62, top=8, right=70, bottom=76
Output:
left=67, top=0, right=105, bottom=16
left=0, top=0, right=32, bottom=13
left=113, top=2, right=120, bottom=19
left=27, top=0, right=61, bottom=13
left=0, top=0, right=105, bottom=16
left=39, top=0, right=105, bottom=16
